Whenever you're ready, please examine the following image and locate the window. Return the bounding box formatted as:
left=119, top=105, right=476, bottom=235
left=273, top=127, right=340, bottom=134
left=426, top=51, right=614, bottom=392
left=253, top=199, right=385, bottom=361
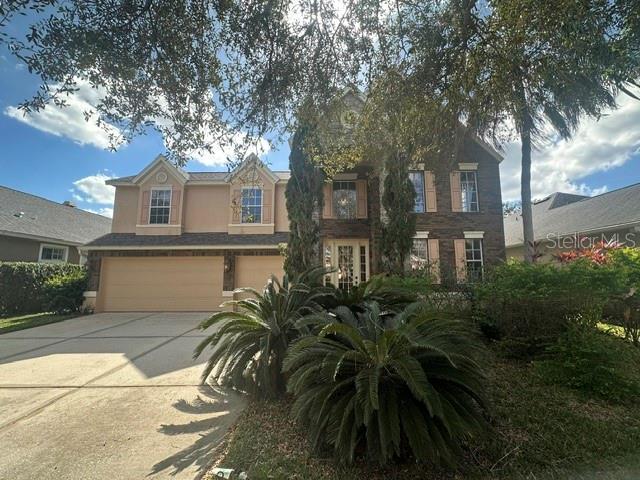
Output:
left=360, top=245, right=367, bottom=283
left=149, top=188, right=171, bottom=224
left=409, top=171, right=425, bottom=213
left=39, top=244, right=67, bottom=263
left=333, top=181, right=357, bottom=219
left=461, top=171, right=479, bottom=212
left=241, top=187, right=262, bottom=223
left=410, top=238, right=429, bottom=271
left=465, top=239, right=484, bottom=281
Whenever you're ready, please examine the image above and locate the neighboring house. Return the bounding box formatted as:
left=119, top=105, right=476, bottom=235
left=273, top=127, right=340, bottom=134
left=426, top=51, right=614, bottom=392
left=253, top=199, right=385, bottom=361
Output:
left=504, top=184, right=640, bottom=262
left=83, top=96, right=505, bottom=312
left=0, top=186, right=112, bottom=265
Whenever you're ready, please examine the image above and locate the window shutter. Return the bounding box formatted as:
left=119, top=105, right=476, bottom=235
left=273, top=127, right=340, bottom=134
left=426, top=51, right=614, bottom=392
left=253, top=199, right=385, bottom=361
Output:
left=262, top=189, right=272, bottom=224
left=450, top=171, right=462, bottom=212
left=425, top=171, right=437, bottom=212
left=322, top=183, right=333, bottom=218
left=454, top=239, right=467, bottom=283
left=427, top=239, right=440, bottom=284
left=140, top=190, right=150, bottom=224
left=230, top=187, right=241, bottom=224
left=356, top=179, right=367, bottom=218
left=169, top=188, right=181, bottom=224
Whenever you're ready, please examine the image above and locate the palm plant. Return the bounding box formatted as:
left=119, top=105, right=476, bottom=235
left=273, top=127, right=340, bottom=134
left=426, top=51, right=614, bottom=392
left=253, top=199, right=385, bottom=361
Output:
left=194, top=272, right=324, bottom=399
left=321, top=275, right=418, bottom=314
left=284, top=302, right=487, bottom=465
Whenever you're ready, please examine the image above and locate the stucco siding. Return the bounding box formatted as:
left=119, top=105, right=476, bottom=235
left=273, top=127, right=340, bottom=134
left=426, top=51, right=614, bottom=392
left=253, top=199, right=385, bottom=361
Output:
left=111, top=186, right=139, bottom=233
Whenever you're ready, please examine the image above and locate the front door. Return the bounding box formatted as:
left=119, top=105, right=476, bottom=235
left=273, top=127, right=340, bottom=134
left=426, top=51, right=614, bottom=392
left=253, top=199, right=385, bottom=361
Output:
left=324, top=239, right=369, bottom=291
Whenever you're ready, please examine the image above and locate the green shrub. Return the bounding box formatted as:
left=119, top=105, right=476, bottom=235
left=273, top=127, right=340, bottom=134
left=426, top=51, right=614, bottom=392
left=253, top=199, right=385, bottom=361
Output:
left=284, top=302, right=488, bottom=466
left=474, top=260, right=623, bottom=358
left=194, top=272, right=324, bottom=399
left=536, top=324, right=640, bottom=403
left=43, top=270, right=88, bottom=314
left=0, top=262, right=86, bottom=315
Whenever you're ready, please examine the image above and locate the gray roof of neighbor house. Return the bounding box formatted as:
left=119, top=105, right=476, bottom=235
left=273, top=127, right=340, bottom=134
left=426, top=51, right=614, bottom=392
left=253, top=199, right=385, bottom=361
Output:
left=0, top=186, right=112, bottom=245
left=108, top=171, right=291, bottom=184
left=504, top=183, right=640, bottom=247
left=85, top=232, right=288, bottom=248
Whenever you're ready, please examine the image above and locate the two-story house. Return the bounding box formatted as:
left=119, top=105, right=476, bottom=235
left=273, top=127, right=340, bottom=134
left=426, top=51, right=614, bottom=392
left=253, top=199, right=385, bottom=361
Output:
left=83, top=99, right=505, bottom=312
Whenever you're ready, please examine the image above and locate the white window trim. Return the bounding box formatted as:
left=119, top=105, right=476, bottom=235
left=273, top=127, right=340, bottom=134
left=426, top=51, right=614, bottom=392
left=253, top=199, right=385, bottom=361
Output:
left=39, top=243, right=69, bottom=263
left=333, top=173, right=358, bottom=180
left=464, top=231, right=485, bottom=239
left=458, top=162, right=478, bottom=171
left=149, top=186, right=172, bottom=225
left=460, top=170, right=480, bottom=212
left=409, top=236, right=430, bottom=272
left=464, top=238, right=484, bottom=280
left=240, top=186, right=263, bottom=224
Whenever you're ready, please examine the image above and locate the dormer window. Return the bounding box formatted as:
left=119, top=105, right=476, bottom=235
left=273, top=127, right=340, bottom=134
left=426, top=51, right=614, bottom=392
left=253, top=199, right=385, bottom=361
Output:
left=149, top=187, right=172, bottom=224
left=241, top=187, right=262, bottom=223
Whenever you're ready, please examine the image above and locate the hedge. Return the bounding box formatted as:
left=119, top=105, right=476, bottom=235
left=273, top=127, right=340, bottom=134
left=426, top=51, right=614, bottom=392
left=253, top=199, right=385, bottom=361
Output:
left=0, top=262, right=87, bottom=315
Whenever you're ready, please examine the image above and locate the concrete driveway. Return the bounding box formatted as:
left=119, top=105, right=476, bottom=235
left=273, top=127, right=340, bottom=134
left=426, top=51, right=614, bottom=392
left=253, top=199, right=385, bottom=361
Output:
left=0, top=312, right=246, bottom=480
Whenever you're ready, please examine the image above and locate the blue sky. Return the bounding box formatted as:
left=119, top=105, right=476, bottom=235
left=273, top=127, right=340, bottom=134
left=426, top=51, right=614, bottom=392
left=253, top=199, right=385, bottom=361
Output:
left=1, top=42, right=639, bottom=217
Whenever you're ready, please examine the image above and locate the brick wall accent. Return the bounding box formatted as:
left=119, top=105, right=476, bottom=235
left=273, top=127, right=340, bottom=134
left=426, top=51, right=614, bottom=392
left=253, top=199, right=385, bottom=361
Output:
left=318, top=137, right=505, bottom=279
left=416, top=138, right=506, bottom=277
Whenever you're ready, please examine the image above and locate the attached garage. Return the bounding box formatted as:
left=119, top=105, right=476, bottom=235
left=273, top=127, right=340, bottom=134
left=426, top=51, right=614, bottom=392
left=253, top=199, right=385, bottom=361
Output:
left=235, top=255, right=285, bottom=293
left=96, top=256, right=224, bottom=312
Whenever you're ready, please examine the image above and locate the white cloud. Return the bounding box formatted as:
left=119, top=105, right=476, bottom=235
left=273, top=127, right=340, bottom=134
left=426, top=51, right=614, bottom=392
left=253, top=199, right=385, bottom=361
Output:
left=500, top=93, right=640, bottom=201
left=4, top=80, right=124, bottom=149
left=72, top=173, right=116, bottom=205
left=84, top=207, right=114, bottom=218
left=186, top=132, right=271, bottom=167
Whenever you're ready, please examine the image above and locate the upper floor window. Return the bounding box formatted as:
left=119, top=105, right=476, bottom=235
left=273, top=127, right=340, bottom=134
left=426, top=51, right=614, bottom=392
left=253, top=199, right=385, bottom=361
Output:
left=333, top=181, right=357, bottom=219
left=460, top=171, right=479, bottom=212
left=409, top=171, right=425, bottom=213
left=150, top=188, right=171, bottom=224
left=241, top=187, right=262, bottom=223
left=465, top=238, right=484, bottom=281
left=39, top=244, right=68, bottom=263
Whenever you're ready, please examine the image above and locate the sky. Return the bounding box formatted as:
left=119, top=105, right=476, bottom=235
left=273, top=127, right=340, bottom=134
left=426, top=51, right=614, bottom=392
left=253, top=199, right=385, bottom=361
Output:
left=1, top=45, right=639, bottom=218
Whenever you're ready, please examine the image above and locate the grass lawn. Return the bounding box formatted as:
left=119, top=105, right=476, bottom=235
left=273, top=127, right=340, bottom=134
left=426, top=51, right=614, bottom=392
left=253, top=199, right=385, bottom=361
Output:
left=206, top=346, right=640, bottom=480
left=0, top=312, right=81, bottom=334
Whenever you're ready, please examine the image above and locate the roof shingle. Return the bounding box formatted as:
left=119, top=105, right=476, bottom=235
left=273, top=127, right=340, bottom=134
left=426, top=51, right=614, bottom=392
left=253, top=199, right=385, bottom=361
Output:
left=85, top=232, right=289, bottom=248
left=0, top=186, right=112, bottom=245
left=504, top=184, right=640, bottom=246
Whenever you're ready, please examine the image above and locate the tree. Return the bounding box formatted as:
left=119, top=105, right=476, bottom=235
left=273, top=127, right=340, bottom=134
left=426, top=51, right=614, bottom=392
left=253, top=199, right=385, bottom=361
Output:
left=284, top=120, right=323, bottom=278
left=381, top=152, right=416, bottom=274
left=433, top=0, right=640, bottom=262
left=0, top=0, right=380, bottom=165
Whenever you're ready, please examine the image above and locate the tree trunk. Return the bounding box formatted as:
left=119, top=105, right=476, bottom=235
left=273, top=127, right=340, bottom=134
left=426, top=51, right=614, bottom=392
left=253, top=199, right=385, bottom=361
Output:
left=520, top=110, right=535, bottom=263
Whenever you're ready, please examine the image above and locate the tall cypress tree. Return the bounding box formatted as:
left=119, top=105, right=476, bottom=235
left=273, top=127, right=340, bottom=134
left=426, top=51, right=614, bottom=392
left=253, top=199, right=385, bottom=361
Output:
left=381, top=153, right=416, bottom=275
left=284, top=124, right=324, bottom=278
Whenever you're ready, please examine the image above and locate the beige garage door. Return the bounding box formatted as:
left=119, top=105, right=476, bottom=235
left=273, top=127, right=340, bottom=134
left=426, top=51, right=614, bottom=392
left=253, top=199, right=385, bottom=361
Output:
left=235, top=255, right=285, bottom=294
left=97, top=256, right=224, bottom=312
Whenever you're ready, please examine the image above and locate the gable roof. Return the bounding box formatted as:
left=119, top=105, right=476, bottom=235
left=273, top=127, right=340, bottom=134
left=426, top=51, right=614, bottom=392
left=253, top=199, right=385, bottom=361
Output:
left=132, top=154, right=189, bottom=184
left=0, top=186, right=112, bottom=245
left=504, top=183, right=640, bottom=246
left=107, top=154, right=290, bottom=186
left=225, top=153, right=280, bottom=184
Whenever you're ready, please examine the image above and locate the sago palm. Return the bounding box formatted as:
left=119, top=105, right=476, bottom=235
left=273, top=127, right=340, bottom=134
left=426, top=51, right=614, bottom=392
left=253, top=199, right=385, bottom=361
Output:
left=284, top=302, right=488, bottom=465
left=194, top=273, right=323, bottom=399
